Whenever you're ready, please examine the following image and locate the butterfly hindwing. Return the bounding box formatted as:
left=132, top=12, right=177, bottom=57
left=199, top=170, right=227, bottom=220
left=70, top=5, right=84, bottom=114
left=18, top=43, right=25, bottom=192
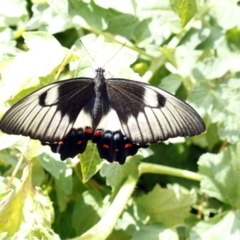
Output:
left=107, top=78, right=205, bottom=145
left=92, top=108, right=145, bottom=164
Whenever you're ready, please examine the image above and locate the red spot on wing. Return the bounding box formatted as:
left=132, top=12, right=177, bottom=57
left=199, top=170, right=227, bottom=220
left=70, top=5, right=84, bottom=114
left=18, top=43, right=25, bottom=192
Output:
left=125, top=143, right=132, bottom=149
left=94, top=130, right=103, bottom=136
left=77, top=141, right=82, bottom=145
left=85, top=127, right=93, bottom=134
left=115, top=149, right=119, bottom=152
left=58, top=141, right=64, bottom=145
left=103, top=144, right=109, bottom=149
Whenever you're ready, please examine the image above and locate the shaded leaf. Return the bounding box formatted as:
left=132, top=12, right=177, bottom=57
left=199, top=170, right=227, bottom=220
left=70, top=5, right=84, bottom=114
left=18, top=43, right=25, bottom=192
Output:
left=0, top=162, right=57, bottom=238
left=132, top=223, right=178, bottom=240
left=198, top=142, right=240, bottom=207
left=190, top=211, right=240, bottom=240
left=137, top=184, right=196, bottom=226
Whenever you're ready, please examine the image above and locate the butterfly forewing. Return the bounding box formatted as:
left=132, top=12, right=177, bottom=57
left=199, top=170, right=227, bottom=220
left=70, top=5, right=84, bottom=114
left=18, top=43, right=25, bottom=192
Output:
left=107, top=78, right=205, bottom=145
left=0, top=78, right=94, bottom=142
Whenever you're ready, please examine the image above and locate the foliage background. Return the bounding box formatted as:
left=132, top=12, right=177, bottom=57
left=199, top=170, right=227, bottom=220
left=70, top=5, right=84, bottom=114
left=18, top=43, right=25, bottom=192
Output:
left=1, top=0, right=240, bottom=239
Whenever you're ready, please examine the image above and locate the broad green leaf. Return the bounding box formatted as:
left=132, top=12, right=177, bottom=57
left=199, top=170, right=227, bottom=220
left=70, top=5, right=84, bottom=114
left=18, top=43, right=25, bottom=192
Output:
left=0, top=0, right=28, bottom=25
left=38, top=152, right=67, bottom=179
left=171, top=0, right=198, bottom=26
left=55, top=164, right=73, bottom=212
left=107, top=15, right=151, bottom=44
left=0, top=32, right=67, bottom=102
left=74, top=34, right=139, bottom=80
left=132, top=223, right=178, bottom=240
left=187, top=82, right=213, bottom=116
left=137, top=184, right=196, bottom=226
left=161, top=45, right=199, bottom=80
left=136, top=0, right=181, bottom=45
left=180, top=26, right=211, bottom=50
left=72, top=189, right=105, bottom=235
left=0, top=134, right=22, bottom=151
left=196, top=25, right=224, bottom=50
left=80, top=142, right=104, bottom=183
left=70, top=1, right=109, bottom=31
left=94, top=0, right=136, bottom=15
left=190, top=211, right=240, bottom=240
left=198, top=142, right=240, bottom=207
left=32, top=159, right=45, bottom=186
left=100, top=156, right=140, bottom=191
left=47, top=0, right=69, bottom=18
left=0, top=27, right=18, bottom=58
left=209, top=1, right=240, bottom=30
left=189, top=80, right=240, bottom=143
left=159, top=74, right=182, bottom=94
left=107, top=230, right=129, bottom=240
left=26, top=3, right=72, bottom=33
left=0, top=162, right=57, bottom=238
left=192, top=57, right=229, bottom=81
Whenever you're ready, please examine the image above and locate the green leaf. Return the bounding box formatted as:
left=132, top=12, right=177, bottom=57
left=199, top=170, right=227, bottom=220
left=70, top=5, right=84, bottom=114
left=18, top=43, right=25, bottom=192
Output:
left=135, top=0, right=181, bottom=45
left=137, top=184, right=196, bottom=226
left=100, top=156, right=140, bottom=191
left=0, top=134, right=22, bottom=151
left=80, top=142, right=104, bottom=183
left=55, top=164, right=73, bottom=212
left=161, top=45, right=199, bottom=80
left=171, top=0, right=198, bottom=26
left=0, top=32, right=66, bottom=102
left=0, top=162, right=57, bottom=238
left=72, top=189, right=104, bottom=235
left=209, top=1, right=240, bottom=30
left=189, top=79, right=240, bottom=143
left=198, top=142, right=240, bottom=207
left=132, top=223, right=178, bottom=240
left=27, top=2, right=71, bottom=34
left=47, top=0, right=69, bottom=18
left=74, top=34, right=139, bottom=80
left=190, top=211, right=240, bottom=240
left=32, top=159, right=45, bottom=186
left=38, top=153, right=67, bottom=179
left=0, top=0, right=28, bottom=25
left=159, top=74, right=182, bottom=94
left=192, top=57, right=229, bottom=81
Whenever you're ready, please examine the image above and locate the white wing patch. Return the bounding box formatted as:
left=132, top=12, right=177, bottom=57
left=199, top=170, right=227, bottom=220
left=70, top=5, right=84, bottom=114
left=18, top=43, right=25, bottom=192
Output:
left=127, top=115, right=142, bottom=141
left=73, top=108, right=92, bottom=129
left=45, top=112, right=71, bottom=139
left=143, top=87, right=159, bottom=107
left=144, top=107, right=161, bottom=140
left=44, top=86, right=59, bottom=105
left=137, top=112, right=153, bottom=142
left=96, top=108, right=123, bottom=132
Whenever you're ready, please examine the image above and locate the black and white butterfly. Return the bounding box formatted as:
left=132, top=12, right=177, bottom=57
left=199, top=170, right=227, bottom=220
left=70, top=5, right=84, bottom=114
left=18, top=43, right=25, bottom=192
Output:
left=0, top=67, right=205, bottom=164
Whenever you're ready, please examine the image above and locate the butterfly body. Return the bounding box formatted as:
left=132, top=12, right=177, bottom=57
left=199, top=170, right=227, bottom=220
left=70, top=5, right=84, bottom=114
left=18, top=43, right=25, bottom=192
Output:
left=0, top=68, right=205, bottom=164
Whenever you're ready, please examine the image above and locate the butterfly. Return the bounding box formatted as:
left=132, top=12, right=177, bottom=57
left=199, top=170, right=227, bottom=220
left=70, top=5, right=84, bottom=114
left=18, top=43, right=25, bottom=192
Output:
left=0, top=67, right=205, bottom=164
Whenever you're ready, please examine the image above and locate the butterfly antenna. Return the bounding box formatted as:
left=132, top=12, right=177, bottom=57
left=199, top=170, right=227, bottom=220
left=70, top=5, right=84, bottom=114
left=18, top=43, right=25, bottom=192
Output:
left=79, top=40, right=98, bottom=70
left=103, top=43, right=126, bottom=68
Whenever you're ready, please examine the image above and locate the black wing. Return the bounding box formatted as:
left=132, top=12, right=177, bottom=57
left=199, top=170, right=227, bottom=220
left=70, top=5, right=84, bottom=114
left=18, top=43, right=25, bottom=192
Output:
left=107, top=78, right=205, bottom=145
left=0, top=78, right=95, bottom=158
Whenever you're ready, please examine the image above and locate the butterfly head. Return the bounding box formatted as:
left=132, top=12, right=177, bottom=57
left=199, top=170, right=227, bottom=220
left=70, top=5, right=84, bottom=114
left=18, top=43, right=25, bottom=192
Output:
left=95, top=67, right=105, bottom=74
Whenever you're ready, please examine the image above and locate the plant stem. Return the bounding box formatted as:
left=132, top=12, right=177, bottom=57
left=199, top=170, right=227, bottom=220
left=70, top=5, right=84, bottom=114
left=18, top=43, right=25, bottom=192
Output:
left=139, top=162, right=201, bottom=181
left=73, top=174, right=138, bottom=240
